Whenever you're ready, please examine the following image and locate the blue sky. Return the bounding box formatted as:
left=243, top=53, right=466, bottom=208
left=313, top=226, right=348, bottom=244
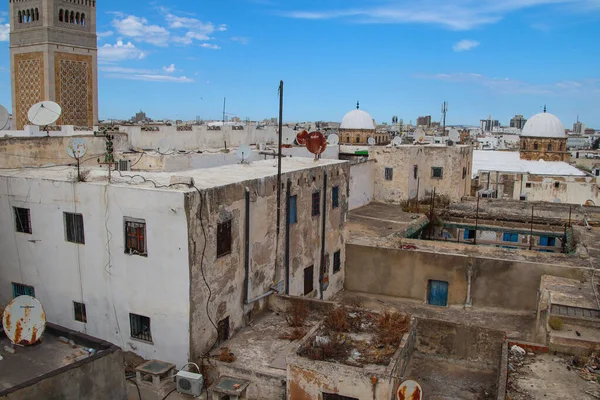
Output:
left=0, top=0, right=599, bottom=127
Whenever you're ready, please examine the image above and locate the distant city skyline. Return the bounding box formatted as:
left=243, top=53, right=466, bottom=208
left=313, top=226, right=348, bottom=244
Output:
left=0, top=0, right=599, bottom=127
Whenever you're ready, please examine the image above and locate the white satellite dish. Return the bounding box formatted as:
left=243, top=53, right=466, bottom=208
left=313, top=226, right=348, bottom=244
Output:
left=392, top=136, right=402, bottom=146
left=27, top=101, right=62, bottom=126
left=3, top=295, right=46, bottom=346
left=0, top=105, right=9, bottom=130
left=236, top=144, right=252, bottom=163
left=67, top=138, right=88, bottom=159
left=414, top=129, right=426, bottom=144
left=282, top=128, right=297, bottom=146
left=397, top=380, right=423, bottom=400
left=367, top=137, right=376, bottom=146
left=157, top=138, right=171, bottom=154
left=449, top=129, right=460, bottom=143
left=327, top=133, right=340, bottom=146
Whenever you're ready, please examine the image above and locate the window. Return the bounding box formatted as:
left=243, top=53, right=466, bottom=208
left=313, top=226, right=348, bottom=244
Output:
left=59, top=9, right=63, bottom=21
left=526, top=183, right=532, bottom=188
left=74, top=302, right=87, bottom=323
left=12, top=282, right=35, bottom=298
left=130, top=313, right=152, bottom=342
left=432, top=167, right=444, bottom=179
left=385, top=167, right=393, bottom=181
left=217, top=317, right=230, bottom=343
left=64, top=212, right=85, bottom=244
left=332, top=186, right=339, bottom=209
left=304, top=265, right=314, bottom=295
left=520, top=195, right=527, bottom=201
left=312, top=192, right=321, bottom=216
left=289, top=195, right=297, bottom=224
left=413, top=165, right=418, bottom=180
left=217, top=220, right=232, bottom=258
left=462, top=167, right=467, bottom=179
left=463, top=229, right=476, bottom=240
left=554, top=182, right=560, bottom=189
left=124, top=219, right=147, bottom=256
left=539, top=236, right=556, bottom=247
left=333, top=250, right=341, bottom=273
left=356, top=136, right=360, bottom=143
left=346, top=137, right=350, bottom=143
left=548, top=144, right=553, bottom=151
left=14, top=207, right=31, bottom=234
left=534, top=142, right=539, bottom=150
left=503, top=233, right=519, bottom=242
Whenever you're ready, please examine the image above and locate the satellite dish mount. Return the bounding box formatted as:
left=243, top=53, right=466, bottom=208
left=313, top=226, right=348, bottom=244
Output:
left=67, top=138, right=88, bottom=182
left=27, top=101, right=62, bottom=136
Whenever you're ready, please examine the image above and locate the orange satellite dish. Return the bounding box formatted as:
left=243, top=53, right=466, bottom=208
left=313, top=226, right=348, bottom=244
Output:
left=397, top=380, right=423, bottom=400
left=296, top=130, right=309, bottom=145
left=306, top=131, right=327, bottom=159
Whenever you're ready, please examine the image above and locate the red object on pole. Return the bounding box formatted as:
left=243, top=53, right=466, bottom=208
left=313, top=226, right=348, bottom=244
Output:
left=305, top=131, right=327, bottom=156
left=296, top=130, right=309, bottom=145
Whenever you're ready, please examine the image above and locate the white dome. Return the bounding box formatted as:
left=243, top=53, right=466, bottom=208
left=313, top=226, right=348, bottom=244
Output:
left=340, top=109, right=375, bottom=130
left=522, top=112, right=565, bottom=138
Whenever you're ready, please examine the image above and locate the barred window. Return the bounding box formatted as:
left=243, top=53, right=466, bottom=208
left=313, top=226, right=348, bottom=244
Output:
left=64, top=212, right=85, bottom=244
left=125, top=219, right=147, bottom=256
left=312, top=192, right=321, bottom=216
left=217, top=220, right=232, bottom=258
left=74, top=302, right=87, bottom=323
left=130, top=313, right=152, bottom=342
left=14, top=207, right=31, bottom=234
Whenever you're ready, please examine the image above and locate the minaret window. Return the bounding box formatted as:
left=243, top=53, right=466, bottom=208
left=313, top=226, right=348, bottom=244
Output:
left=533, top=142, right=539, bottom=150
left=59, top=9, right=63, bottom=22
left=18, top=10, right=22, bottom=23
left=548, top=144, right=553, bottom=151
left=81, top=13, right=86, bottom=26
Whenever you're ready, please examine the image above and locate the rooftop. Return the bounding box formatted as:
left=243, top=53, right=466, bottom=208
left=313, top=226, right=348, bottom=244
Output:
left=348, top=203, right=429, bottom=241
left=0, top=158, right=347, bottom=191
left=540, top=275, right=599, bottom=310
left=472, top=150, right=585, bottom=177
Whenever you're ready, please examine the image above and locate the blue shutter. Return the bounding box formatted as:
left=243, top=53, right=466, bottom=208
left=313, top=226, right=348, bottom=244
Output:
left=289, top=196, right=297, bottom=224
left=540, top=236, right=549, bottom=246
left=503, top=232, right=511, bottom=242
left=464, top=229, right=470, bottom=240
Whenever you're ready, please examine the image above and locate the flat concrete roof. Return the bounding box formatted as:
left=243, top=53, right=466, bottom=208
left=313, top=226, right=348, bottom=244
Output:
left=0, top=158, right=347, bottom=192
left=348, top=203, right=429, bottom=241
left=540, top=275, right=599, bottom=310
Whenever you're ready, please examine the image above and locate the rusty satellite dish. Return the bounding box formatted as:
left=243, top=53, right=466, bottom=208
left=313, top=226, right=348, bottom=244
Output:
left=306, top=131, right=327, bottom=160
left=2, top=295, right=46, bottom=346
left=296, top=130, right=309, bottom=146
left=397, top=380, right=423, bottom=400
left=0, top=104, right=9, bottom=130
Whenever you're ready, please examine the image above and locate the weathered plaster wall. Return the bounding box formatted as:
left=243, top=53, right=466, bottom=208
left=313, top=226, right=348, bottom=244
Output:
left=371, top=145, right=472, bottom=203
left=345, top=245, right=587, bottom=311
left=0, top=176, right=190, bottom=366
left=187, top=162, right=349, bottom=360
left=0, top=133, right=128, bottom=168
left=349, top=160, right=375, bottom=210
left=0, top=349, right=126, bottom=400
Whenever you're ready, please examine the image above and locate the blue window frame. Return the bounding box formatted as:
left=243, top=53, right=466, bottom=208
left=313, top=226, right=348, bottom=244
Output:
left=539, top=236, right=556, bottom=247
left=332, top=186, right=339, bottom=209
left=464, top=229, right=476, bottom=240
left=503, top=233, right=518, bottom=242
left=12, top=282, right=35, bottom=298
left=289, top=195, right=297, bottom=224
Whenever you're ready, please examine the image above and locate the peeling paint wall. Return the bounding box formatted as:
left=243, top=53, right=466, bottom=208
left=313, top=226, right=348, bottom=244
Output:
left=371, top=145, right=473, bottom=203
left=187, top=162, right=350, bottom=360
left=349, top=161, right=375, bottom=211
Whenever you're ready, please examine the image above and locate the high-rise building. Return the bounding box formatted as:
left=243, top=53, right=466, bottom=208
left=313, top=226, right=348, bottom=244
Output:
left=480, top=115, right=500, bottom=132
left=9, top=0, right=98, bottom=129
left=573, top=117, right=586, bottom=135
left=416, top=115, right=432, bottom=128
left=510, top=114, right=527, bottom=130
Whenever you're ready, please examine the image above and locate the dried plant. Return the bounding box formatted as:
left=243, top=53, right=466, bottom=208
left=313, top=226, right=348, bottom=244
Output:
left=324, top=307, right=350, bottom=332
left=548, top=316, right=564, bottom=331
left=279, top=328, right=307, bottom=341
left=218, top=347, right=236, bottom=363
left=375, top=312, right=410, bottom=347
left=285, top=299, right=309, bottom=328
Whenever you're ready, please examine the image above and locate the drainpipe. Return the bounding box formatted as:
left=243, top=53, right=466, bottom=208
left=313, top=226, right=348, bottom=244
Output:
left=285, top=178, right=291, bottom=295
left=465, top=265, right=473, bottom=308
left=244, top=187, right=250, bottom=304
left=320, top=170, right=328, bottom=300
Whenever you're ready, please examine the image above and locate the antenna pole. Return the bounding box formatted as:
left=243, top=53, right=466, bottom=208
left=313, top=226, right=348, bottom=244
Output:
left=276, top=81, right=284, bottom=240
left=223, top=97, right=226, bottom=125
left=442, top=101, right=448, bottom=136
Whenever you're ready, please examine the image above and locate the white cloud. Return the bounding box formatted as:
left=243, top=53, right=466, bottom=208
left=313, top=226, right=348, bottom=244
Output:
left=98, top=41, right=146, bottom=62
left=113, top=15, right=171, bottom=46
left=97, top=30, right=114, bottom=38
left=231, top=36, right=249, bottom=45
left=200, top=43, right=220, bottom=49
left=0, top=19, right=9, bottom=42
left=283, top=0, right=598, bottom=30
left=106, top=73, right=194, bottom=83
left=453, top=39, right=480, bottom=52
left=163, top=64, right=176, bottom=73
left=99, top=66, right=153, bottom=74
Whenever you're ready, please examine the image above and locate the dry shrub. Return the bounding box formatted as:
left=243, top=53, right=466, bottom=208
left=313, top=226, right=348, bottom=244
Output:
left=304, top=334, right=349, bottom=361
left=324, top=307, right=350, bottom=332
left=218, top=347, right=236, bottom=363
left=279, top=328, right=307, bottom=341
left=375, top=312, right=410, bottom=347
left=285, top=299, right=309, bottom=327
left=549, top=316, right=564, bottom=331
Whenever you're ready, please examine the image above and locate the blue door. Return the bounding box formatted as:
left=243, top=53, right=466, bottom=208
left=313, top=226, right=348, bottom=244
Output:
left=428, top=280, right=449, bottom=307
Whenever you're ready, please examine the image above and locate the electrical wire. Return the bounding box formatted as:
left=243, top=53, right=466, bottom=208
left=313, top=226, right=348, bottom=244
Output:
left=126, top=377, right=143, bottom=400
left=160, top=388, right=177, bottom=400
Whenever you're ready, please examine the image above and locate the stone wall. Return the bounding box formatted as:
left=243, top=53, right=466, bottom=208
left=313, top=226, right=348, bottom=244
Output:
left=187, top=161, right=350, bottom=360
left=520, top=137, right=569, bottom=162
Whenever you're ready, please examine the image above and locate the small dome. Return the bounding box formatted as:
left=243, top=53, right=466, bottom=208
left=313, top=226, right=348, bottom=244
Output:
left=522, top=112, right=565, bottom=138
left=340, top=109, right=375, bottom=130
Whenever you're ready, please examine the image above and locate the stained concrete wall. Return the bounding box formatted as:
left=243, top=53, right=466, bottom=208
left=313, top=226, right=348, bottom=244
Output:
left=345, top=245, right=587, bottom=311
left=371, top=145, right=473, bottom=203
left=348, top=160, right=374, bottom=210
left=0, top=133, right=129, bottom=168
left=187, top=161, right=350, bottom=360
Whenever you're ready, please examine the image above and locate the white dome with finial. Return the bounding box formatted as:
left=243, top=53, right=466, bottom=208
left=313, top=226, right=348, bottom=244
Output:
left=522, top=108, right=565, bottom=138
left=340, top=102, right=375, bottom=130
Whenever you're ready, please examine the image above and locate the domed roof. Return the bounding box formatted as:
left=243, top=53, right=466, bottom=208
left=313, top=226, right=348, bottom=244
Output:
left=522, top=111, right=565, bottom=138
left=340, top=104, right=375, bottom=130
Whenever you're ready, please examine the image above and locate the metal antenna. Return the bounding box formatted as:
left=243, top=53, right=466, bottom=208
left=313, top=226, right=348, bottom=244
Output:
left=441, top=101, right=448, bottom=136
left=222, top=97, right=227, bottom=124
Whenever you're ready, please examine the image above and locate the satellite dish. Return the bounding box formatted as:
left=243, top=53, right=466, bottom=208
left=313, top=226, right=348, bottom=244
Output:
left=296, top=130, right=309, bottom=146
left=27, top=101, right=62, bottom=126
left=0, top=105, right=9, bottom=130
left=449, top=129, right=460, bottom=143
left=306, top=131, right=327, bottom=160
left=327, top=133, right=340, bottom=146
left=282, top=128, right=297, bottom=146
left=3, top=295, right=46, bottom=346
left=236, top=144, right=252, bottom=163
left=397, top=380, right=423, bottom=400
left=414, top=129, right=426, bottom=144
left=157, top=138, right=171, bottom=154
left=367, top=137, right=376, bottom=146
left=67, top=138, right=88, bottom=159
left=392, top=136, right=402, bottom=146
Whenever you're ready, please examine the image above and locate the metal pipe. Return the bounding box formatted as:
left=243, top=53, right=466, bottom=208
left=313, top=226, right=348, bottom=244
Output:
left=244, top=187, right=250, bottom=304
left=246, top=290, right=275, bottom=304
left=474, top=195, right=480, bottom=245
left=320, top=170, right=328, bottom=300
left=529, top=204, right=534, bottom=250
left=285, top=178, right=291, bottom=295
left=275, top=80, right=283, bottom=284
left=465, top=267, right=473, bottom=308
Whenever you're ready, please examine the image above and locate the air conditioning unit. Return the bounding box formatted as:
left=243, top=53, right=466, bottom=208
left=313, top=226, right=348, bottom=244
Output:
left=117, top=159, right=131, bottom=172
left=176, top=370, right=203, bottom=397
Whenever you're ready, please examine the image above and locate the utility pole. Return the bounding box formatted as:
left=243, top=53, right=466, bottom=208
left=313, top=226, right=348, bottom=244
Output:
left=442, top=101, right=448, bottom=136
left=276, top=80, right=284, bottom=257
left=222, top=97, right=226, bottom=125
